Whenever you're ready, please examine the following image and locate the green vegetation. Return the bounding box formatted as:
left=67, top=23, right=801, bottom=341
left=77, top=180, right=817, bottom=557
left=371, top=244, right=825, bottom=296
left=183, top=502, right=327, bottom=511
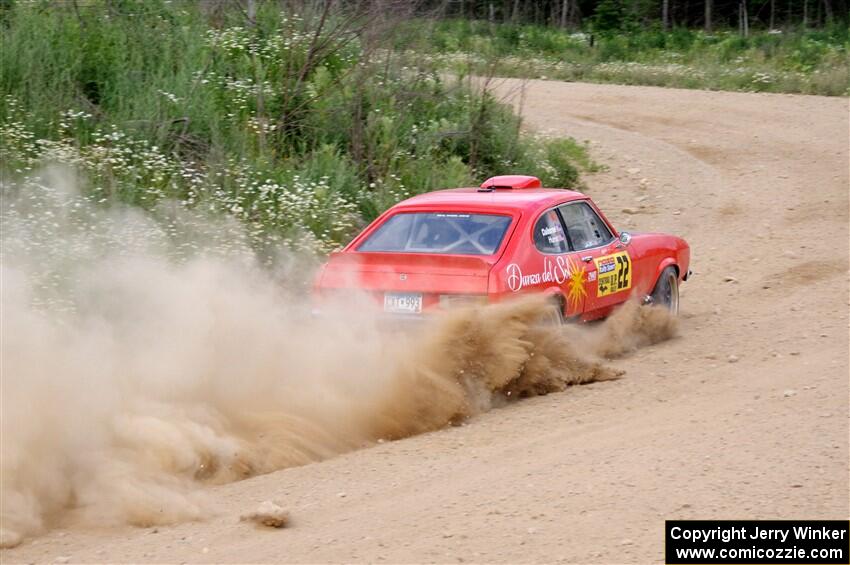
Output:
left=416, top=0, right=849, bottom=35
left=0, top=2, right=597, bottom=257
left=398, top=19, right=849, bottom=96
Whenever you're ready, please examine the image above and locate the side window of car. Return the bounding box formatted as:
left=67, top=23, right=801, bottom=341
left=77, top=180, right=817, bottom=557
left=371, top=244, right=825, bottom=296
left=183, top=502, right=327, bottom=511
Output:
left=558, top=202, right=613, bottom=250
left=533, top=209, right=569, bottom=254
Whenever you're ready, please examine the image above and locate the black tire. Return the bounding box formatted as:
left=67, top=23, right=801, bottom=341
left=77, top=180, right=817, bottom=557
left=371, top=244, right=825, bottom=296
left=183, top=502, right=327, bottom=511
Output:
left=650, top=266, right=679, bottom=315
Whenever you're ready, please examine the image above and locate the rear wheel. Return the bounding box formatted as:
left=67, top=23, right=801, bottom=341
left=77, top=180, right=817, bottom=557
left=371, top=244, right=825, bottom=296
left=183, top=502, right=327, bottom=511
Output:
left=650, top=266, right=679, bottom=315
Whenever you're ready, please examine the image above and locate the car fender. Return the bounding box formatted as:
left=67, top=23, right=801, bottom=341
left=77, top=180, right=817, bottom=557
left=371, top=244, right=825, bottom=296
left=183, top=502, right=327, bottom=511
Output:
left=541, top=286, right=565, bottom=300
left=653, top=257, right=679, bottom=290
left=540, top=286, right=566, bottom=312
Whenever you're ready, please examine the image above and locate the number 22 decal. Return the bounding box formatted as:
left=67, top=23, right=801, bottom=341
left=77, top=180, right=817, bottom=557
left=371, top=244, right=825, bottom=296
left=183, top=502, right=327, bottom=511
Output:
left=615, top=254, right=630, bottom=291
left=594, top=251, right=632, bottom=297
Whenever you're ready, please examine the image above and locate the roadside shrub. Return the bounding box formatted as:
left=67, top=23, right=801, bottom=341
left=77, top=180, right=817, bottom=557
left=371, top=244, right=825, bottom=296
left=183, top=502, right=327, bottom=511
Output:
left=0, top=2, right=598, bottom=255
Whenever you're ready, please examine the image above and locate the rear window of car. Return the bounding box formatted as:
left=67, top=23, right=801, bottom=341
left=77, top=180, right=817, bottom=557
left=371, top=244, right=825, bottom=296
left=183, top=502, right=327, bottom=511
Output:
left=357, top=212, right=512, bottom=255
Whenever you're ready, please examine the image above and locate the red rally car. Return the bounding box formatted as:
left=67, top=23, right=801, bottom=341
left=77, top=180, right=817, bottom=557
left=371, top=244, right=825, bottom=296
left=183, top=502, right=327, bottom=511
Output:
left=313, top=175, right=690, bottom=321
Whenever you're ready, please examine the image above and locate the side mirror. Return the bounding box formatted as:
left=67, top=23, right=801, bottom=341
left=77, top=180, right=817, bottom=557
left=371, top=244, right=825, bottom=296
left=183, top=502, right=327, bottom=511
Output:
left=619, top=231, right=632, bottom=246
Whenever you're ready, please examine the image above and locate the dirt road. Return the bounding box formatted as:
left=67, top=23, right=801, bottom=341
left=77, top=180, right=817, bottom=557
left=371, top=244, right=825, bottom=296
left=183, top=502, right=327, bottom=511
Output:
left=5, top=82, right=848, bottom=563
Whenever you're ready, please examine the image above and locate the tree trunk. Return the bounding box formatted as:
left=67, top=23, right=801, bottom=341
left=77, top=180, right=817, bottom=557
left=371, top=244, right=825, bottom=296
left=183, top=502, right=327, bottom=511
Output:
left=247, top=0, right=256, bottom=26
left=705, top=0, right=713, bottom=31
left=770, top=0, right=775, bottom=28
left=738, top=2, right=742, bottom=34
left=568, top=0, right=581, bottom=27
left=662, top=0, right=670, bottom=28
left=823, top=0, right=834, bottom=21
left=511, top=0, right=520, bottom=22
left=739, top=1, right=750, bottom=36
left=803, top=0, right=808, bottom=26
left=560, top=0, right=568, bottom=27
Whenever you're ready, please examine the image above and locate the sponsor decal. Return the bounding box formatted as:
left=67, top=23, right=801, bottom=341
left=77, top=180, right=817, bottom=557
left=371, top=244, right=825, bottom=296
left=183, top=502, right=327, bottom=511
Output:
left=587, top=271, right=597, bottom=282
left=504, top=257, right=588, bottom=311
left=506, top=263, right=523, bottom=292
left=544, top=256, right=568, bottom=285
left=594, top=251, right=632, bottom=297
left=565, top=256, right=587, bottom=311
left=540, top=225, right=566, bottom=245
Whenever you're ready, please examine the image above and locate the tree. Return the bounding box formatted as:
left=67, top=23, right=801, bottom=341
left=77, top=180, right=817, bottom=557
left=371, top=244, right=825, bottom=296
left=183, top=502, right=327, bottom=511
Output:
left=823, top=0, right=835, bottom=21
left=593, top=0, right=625, bottom=32
left=413, top=0, right=848, bottom=30
left=738, top=0, right=749, bottom=37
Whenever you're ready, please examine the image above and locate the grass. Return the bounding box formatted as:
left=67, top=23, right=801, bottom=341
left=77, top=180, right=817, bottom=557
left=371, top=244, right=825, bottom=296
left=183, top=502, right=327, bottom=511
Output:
left=396, top=19, right=849, bottom=96
left=0, top=1, right=599, bottom=259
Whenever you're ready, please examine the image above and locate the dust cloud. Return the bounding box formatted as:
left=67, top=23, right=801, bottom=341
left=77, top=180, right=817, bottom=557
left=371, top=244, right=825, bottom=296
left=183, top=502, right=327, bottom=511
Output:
left=0, top=169, right=676, bottom=548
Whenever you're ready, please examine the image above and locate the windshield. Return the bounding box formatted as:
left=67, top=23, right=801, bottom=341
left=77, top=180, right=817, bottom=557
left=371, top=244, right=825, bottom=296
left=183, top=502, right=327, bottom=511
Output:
left=357, top=212, right=512, bottom=255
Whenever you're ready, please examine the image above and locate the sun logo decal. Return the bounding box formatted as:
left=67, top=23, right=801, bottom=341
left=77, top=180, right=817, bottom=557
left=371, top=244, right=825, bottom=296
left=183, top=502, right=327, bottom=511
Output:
left=565, top=256, right=587, bottom=311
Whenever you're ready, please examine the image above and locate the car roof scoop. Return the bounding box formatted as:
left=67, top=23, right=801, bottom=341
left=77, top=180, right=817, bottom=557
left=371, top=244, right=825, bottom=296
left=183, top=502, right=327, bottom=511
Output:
left=478, top=175, right=542, bottom=192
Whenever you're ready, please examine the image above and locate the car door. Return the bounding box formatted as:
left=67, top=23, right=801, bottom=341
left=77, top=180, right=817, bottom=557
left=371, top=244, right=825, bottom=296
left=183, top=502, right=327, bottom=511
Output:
left=558, top=200, right=633, bottom=317
left=530, top=208, right=587, bottom=317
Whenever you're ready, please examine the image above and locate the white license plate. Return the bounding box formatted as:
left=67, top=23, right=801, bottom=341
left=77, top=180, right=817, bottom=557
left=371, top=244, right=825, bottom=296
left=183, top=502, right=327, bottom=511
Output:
left=383, top=292, right=423, bottom=314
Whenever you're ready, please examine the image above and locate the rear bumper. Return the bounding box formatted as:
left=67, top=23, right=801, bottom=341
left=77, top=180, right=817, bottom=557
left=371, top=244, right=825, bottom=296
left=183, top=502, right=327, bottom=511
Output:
left=311, top=307, right=428, bottom=327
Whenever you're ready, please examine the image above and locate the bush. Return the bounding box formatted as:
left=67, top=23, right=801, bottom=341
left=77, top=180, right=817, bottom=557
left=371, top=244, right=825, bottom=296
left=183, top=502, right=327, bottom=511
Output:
left=0, top=2, right=598, bottom=256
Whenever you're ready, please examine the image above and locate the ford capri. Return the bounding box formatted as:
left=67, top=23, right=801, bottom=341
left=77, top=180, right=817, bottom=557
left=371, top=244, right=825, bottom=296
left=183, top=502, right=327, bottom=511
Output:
left=313, top=175, right=690, bottom=321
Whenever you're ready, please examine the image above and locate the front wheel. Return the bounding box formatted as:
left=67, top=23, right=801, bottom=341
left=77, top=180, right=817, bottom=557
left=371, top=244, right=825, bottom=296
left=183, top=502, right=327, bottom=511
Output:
left=650, top=266, right=679, bottom=315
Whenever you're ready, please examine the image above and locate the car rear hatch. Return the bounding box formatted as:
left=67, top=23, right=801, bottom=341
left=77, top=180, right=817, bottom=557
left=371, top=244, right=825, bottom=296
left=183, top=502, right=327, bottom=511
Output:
left=316, top=252, right=494, bottom=313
